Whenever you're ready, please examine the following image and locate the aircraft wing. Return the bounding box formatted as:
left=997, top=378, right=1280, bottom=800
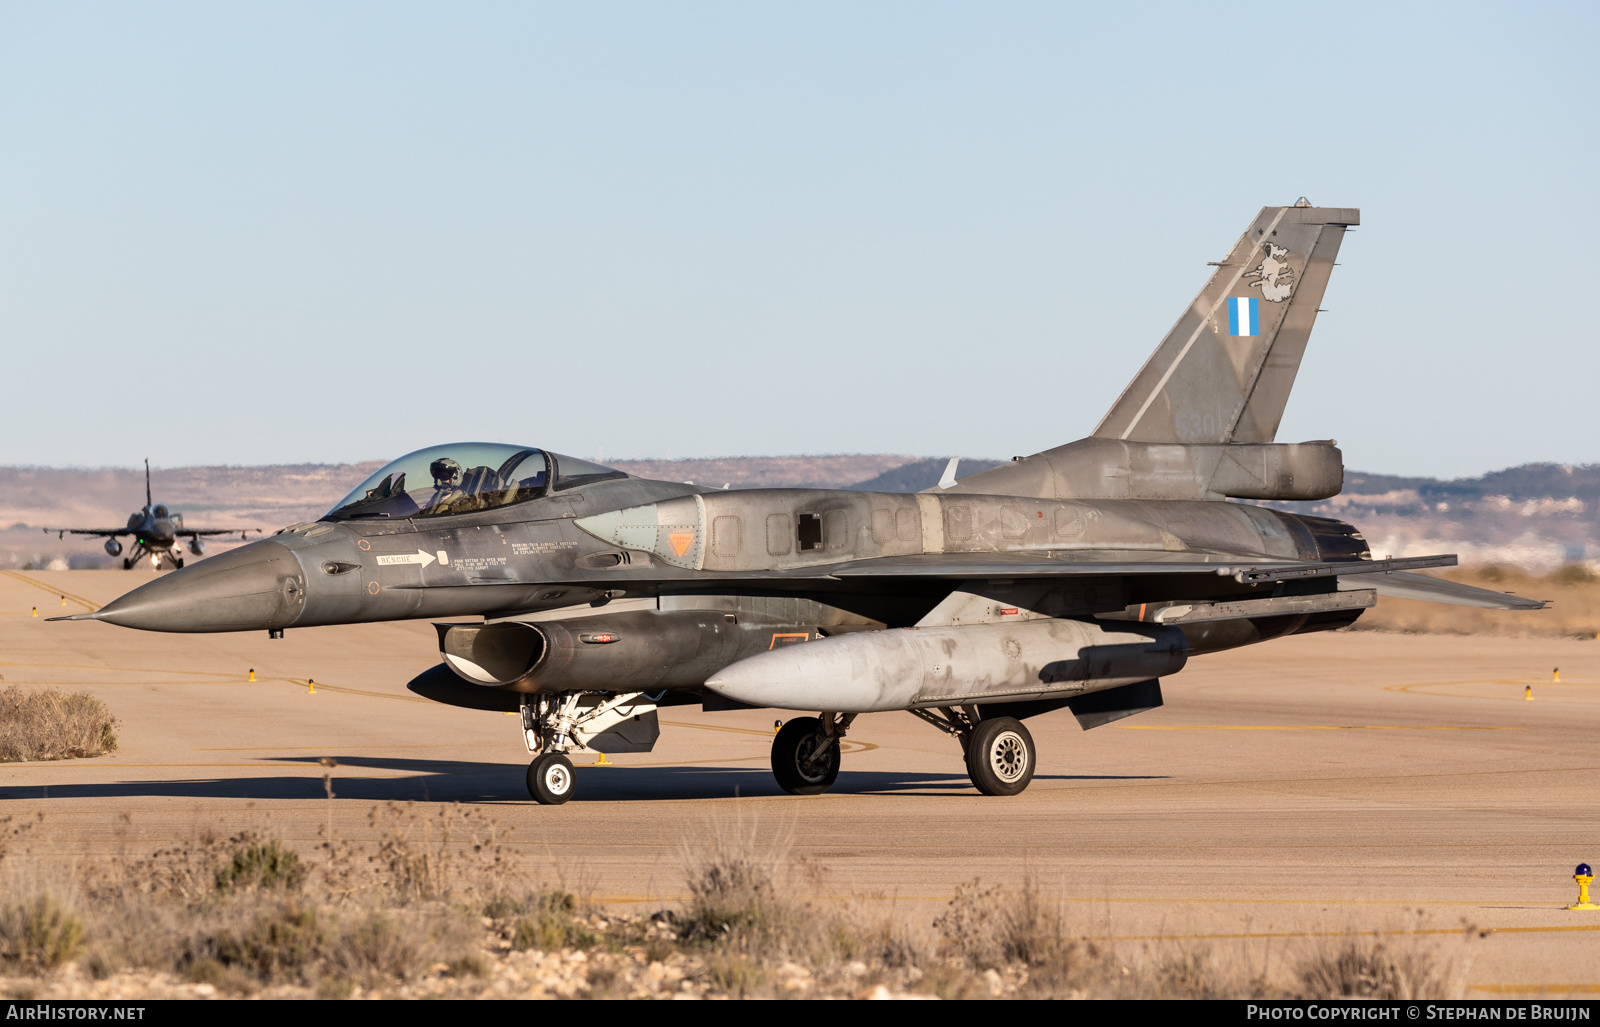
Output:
left=520, top=550, right=1478, bottom=603
left=1338, top=570, right=1547, bottom=610
left=42, top=528, right=129, bottom=538
left=824, top=551, right=1461, bottom=584
left=178, top=528, right=259, bottom=538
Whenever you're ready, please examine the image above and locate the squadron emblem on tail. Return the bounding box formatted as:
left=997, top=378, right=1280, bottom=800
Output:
left=1244, top=242, right=1296, bottom=301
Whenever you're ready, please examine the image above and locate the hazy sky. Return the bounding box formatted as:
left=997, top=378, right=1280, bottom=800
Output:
left=2, top=2, right=1594, bottom=478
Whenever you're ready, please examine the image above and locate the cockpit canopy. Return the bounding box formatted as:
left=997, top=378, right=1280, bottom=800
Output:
left=323, top=443, right=626, bottom=521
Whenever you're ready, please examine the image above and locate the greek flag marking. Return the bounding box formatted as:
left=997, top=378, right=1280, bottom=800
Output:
left=1228, top=296, right=1258, bottom=336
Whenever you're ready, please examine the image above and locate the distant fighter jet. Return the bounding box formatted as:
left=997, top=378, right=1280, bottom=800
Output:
left=45, top=459, right=258, bottom=569
left=59, top=203, right=1546, bottom=804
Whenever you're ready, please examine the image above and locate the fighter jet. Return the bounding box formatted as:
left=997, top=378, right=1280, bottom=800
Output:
left=44, top=459, right=258, bottom=570
left=56, top=202, right=1545, bottom=804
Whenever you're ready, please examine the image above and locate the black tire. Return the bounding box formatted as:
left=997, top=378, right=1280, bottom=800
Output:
left=965, top=716, right=1035, bottom=796
left=527, top=753, right=576, bottom=805
left=122, top=558, right=131, bottom=570
left=771, top=716, right=841, bottom=795
left=174, top=557, right=184, bottom=569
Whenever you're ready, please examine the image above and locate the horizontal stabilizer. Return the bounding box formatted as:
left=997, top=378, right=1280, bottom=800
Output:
left=1338, top=571, right=1548, bottom=610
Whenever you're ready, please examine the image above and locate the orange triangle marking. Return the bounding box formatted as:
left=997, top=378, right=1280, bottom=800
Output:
left=667, top=532, right=694, bottom=557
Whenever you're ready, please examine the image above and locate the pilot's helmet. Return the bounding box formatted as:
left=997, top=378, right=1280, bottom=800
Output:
left=430, top=457, right=463, bottom=486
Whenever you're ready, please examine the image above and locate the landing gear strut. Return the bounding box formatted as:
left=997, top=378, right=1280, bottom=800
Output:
left=771, top=713, right=854, bottom=795
left=518, top=692, right=650, bottom=805
left=910, top=706, right=1037, bottom=796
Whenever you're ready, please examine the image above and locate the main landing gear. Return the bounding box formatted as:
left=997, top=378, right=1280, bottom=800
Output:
left=771, top=714, right=854, bottom=795
left=910, top=706, right=1037, bottom=796
left=767, top=707, right=1037, bottom=797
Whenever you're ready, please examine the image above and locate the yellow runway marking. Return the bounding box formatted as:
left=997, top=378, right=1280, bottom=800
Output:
left=0, top=571, right=101, bottom=612
left=1082, top=922, right=1600, bottom=943
left=0, top=660, right=255, bottom=678
left=1119, top=724, right=1521, bottom=731
left=193, top=743, right=510, bottom=751
left=1387, top=677, right=1600, bottom=699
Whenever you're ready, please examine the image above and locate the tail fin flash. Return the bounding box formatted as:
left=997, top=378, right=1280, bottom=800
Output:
left=1093, top=203, right=1358, bottom=445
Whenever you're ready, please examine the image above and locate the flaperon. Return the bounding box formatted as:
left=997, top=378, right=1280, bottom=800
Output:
left=55, top=202, right=1544, bottom=805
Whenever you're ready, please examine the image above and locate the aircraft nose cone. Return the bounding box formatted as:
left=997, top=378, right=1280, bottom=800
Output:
left=89, top=539, right=307, bottom=632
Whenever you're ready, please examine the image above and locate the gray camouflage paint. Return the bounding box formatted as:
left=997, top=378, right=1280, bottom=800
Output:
left=61, top=204, right=1544, bottom=723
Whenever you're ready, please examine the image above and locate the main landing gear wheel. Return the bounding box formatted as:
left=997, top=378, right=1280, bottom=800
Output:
left=527, top=752, right=576, bottom=805
left=771, top=716, right=841, bottom=795
left=122, top=558, right=131, bottom=570
left=965, top=716, right=1036, bottom=797
left=174, top=556, right=184, bottom=569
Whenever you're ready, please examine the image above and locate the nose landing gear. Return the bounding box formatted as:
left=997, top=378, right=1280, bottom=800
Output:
left=517, top=692, right=658, bottom=805
left=527, top=752, right=576, bottom=804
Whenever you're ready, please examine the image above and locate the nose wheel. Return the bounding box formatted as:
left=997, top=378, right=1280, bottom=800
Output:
left=527, top=753, right=576, bottom=805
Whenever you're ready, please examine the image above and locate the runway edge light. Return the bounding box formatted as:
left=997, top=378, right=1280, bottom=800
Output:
left=1566, top=864, right=1598, bottom=910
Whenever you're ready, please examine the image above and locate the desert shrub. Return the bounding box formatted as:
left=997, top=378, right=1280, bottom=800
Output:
left=215, top=840, right=304, bottom=893
left=0, top=688, right=117, bottom=762
left=510, top=891, right=597, bottom=951
left=180, top=956, right=255, bottom=995
left=1295, top=933, right=1449, bottom=999
left=705, top=952, right=767, bottom=998
left=933, top=878, right=1007, bottom=968
left=324, top=912, right=429, bottom=985
left=0, top=895, right=85, bottom=971
left=368, top=803, right=511, bottom=904
left=207, top=905, right=322, bottom=984
left=680, top=843, right=785, bottom=941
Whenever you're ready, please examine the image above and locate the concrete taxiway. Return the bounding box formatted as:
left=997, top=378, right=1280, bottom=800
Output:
left=3, top=569, right=1598, bottom=996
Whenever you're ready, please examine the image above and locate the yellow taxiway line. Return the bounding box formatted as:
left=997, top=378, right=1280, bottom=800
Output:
left=0, top=571, right=101, bottom=611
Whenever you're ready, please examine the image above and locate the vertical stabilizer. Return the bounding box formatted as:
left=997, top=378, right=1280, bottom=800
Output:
left=1092, top=203, right=1357, bottom=445
left=144, top=458, right=152, bottom=509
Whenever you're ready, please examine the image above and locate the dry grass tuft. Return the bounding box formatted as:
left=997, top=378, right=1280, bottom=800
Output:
left=0, top=896, right=85, bottom=973
left=0, top=688, right=117, bottom=762
left=0, top=808, right=1470, bottom=1000
left=1295, top=932, right=1454, bottom=1000
left=506, top=891, right=597, bottom=952
left=214, top=840, right=304, bottom=894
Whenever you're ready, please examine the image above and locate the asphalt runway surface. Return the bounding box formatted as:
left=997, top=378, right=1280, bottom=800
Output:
left=4, top=569, right=1598, bottom=996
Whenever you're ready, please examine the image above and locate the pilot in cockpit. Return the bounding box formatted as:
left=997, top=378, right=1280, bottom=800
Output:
left=426, top=457, right=465, bottom=514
